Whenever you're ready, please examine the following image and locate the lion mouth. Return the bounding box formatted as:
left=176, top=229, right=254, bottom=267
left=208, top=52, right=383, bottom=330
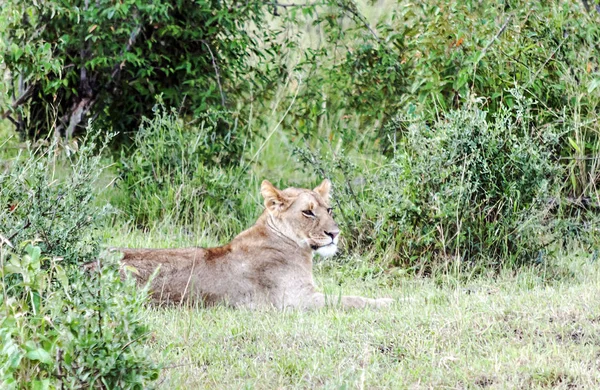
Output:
left=313, top=242, right=338, bottom=257
left=311, top=242, right=335, bottom=250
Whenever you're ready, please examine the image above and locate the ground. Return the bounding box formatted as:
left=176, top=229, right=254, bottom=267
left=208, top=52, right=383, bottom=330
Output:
left=111, top=227, right=600, bottom=389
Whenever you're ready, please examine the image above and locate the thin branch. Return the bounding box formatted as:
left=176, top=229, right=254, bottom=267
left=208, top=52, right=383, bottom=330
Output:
left=110, top=23, right=142, bottom=81
left=270, top=1, right=381, bottom=44
left=8, top=218, right=31, bottom=242
left=269, top=1, right=323, bottom=8
left=0, top=233, right=14, bottom=249
left=1, top=84, right=36, bottom=119
left=5, top=114, right=19, bottom=127
left=559, top=155, right=599, bottom=161
left=579, top=0, right=599, bottom=13
left=337, top=0, right=381, bottom=44
left=161, top=362, right=197, bottom=370
left=480, top=16, right=512, bottom=58
left=80, top=0, right=93, bottom=97
left=581, top=0, right=590, bottom=12
left=547, top=196, right=600, bottom=210
left=114, top=332, right=150, bottom=362
left=67, top=98, right=95, bottom=138
left=201, top=40, right=226, bottom=107
left=471, top=15, right=512, bottom=88
left=525, top=34, right=568, bottom=89
left=55, top=97, right=96, bottom=139
left=245, top=74, right=302, bottom=169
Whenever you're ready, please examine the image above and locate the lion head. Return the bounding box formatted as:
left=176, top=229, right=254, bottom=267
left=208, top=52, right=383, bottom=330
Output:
left=260, top=179, right=340, bottom=257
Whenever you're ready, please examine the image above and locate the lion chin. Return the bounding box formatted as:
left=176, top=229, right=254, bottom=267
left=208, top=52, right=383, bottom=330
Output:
left=315, top=244, right=338, bottom=257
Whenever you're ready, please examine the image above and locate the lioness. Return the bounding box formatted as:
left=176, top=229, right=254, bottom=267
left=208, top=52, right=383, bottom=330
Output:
left=117, top=179, right=393, bottom=309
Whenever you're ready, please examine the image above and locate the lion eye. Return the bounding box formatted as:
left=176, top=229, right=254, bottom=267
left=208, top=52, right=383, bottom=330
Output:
left=302, top=210, right=315, bottom=217
left=326, top=208, right=333, bottom=215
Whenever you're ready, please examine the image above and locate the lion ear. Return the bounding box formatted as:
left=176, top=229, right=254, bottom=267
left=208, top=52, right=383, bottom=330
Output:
left=261, top=180, right=288, bottom=212
left=313, top=179, right=331, bottom=202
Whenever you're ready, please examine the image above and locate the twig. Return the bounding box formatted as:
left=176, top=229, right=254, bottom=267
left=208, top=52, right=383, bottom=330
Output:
left=330, top=151, right=361, bottom=211
left=581, top=0, right=590, bottom=12
left=80, top=0, right=93, bottom=98
left=472, top=16, right=512, bottom=88
left=56, top=349, right=64, bottom=390
left=201, top=40, right=226, bottom=107
left=525, top=34, right=568, bottom=89
left=337, top=0, right=382, bottom=44
left=269, top=1, right=381, bottom=44
left=305, top=145, right=355, bottom=235
left=0, top=233, right=14, bottom=249
left=579, top=0, right=599, bottom=13
left=5, top=114, right=19, bottom=127
left=8, top=218, right=31, bottom=242
left=559, top=155, right=599, bottom=161
left=269, top=1, right=323, bottom=8
left=244, top=74, right=302, bottom=170
left=110, top=23, right=142, bottom=81
left=1, top=84, right=36, bottom=119
left=161, top=362, right=197, bottom=370
left=479, top=16, right=512, bottom=60
left=114, top=332, right=150, bottom=362
left=55, top=97, right=97, bottom=139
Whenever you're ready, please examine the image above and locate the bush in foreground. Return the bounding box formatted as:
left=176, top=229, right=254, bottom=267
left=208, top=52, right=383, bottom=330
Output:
left=0, top=134, right=158, bottom=388
left=0, top=132, right=112, bottom=266
left=0, top=245, right=158, bottom=389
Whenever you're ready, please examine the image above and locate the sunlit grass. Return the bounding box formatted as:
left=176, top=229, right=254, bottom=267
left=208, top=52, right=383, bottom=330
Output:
left=131, top=246, right=599, bottom=389
left=100, top=216, right=600, bottom=389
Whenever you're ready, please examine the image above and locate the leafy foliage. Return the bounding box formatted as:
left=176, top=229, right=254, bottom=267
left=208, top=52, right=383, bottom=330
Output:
left=0, top=134, right=158, bottom=388
left=116, top=104, right=250, bottom=227
left=0, top=0, right=277, bottom=140
left=0, top=131, right=112, bottom=266
left=0, top=245, right=158, bottom=389
left=286, top=0, right=599, bottom=198
left=298, top=94, right=563, bottom=271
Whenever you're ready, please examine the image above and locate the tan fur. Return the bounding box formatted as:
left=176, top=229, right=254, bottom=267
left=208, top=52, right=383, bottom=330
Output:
left=117, top=180, right=393, bottom=309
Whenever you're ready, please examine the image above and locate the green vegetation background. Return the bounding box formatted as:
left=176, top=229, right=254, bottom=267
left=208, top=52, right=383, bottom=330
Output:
left=1, top=0, right=599, bottom=388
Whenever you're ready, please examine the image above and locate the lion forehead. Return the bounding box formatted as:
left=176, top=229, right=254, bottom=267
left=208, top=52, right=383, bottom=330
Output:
left=284, top=190, right=329, bottom=209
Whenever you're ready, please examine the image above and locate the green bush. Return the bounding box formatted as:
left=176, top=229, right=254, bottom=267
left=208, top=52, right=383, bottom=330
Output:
left=0, top=0, right=277, bottom=140
left=0, top=131, right=112, bottom=266
left=0, top=245, right=158, bottom=389
left=298, top=93, right=563, bottom=271
left=286, top=0, right=599, bottom=197
left=0, top=134, right=158, bottom=388
left=116, top=104, right=251, bottom=228
left=295, top=0, right=598, bottom=126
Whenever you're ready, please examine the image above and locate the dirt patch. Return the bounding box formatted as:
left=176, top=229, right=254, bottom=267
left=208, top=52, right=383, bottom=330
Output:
left=376, top=342, right=407, bottom=362
left=474, top=375, right=495, bottom=388
left=527, top=369, right=578, bottom=388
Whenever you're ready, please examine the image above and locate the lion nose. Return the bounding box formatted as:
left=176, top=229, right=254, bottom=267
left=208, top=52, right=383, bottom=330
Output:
left=325, top=230, right=339, bottom=240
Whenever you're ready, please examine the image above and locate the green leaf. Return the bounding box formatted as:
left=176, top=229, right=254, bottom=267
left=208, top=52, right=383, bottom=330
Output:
left=25, top=245, right=42, bottom=261
left=2, top=264, right=23, bottom=275
left=31, top=379, right=51, bottom=390
left=567, top=137, right=581, bottom=153
left=588, top=78, right=600, bottom=94
left=54, top=264, right=69, bottom=289
left=26, top=348, right=53, bottom=365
